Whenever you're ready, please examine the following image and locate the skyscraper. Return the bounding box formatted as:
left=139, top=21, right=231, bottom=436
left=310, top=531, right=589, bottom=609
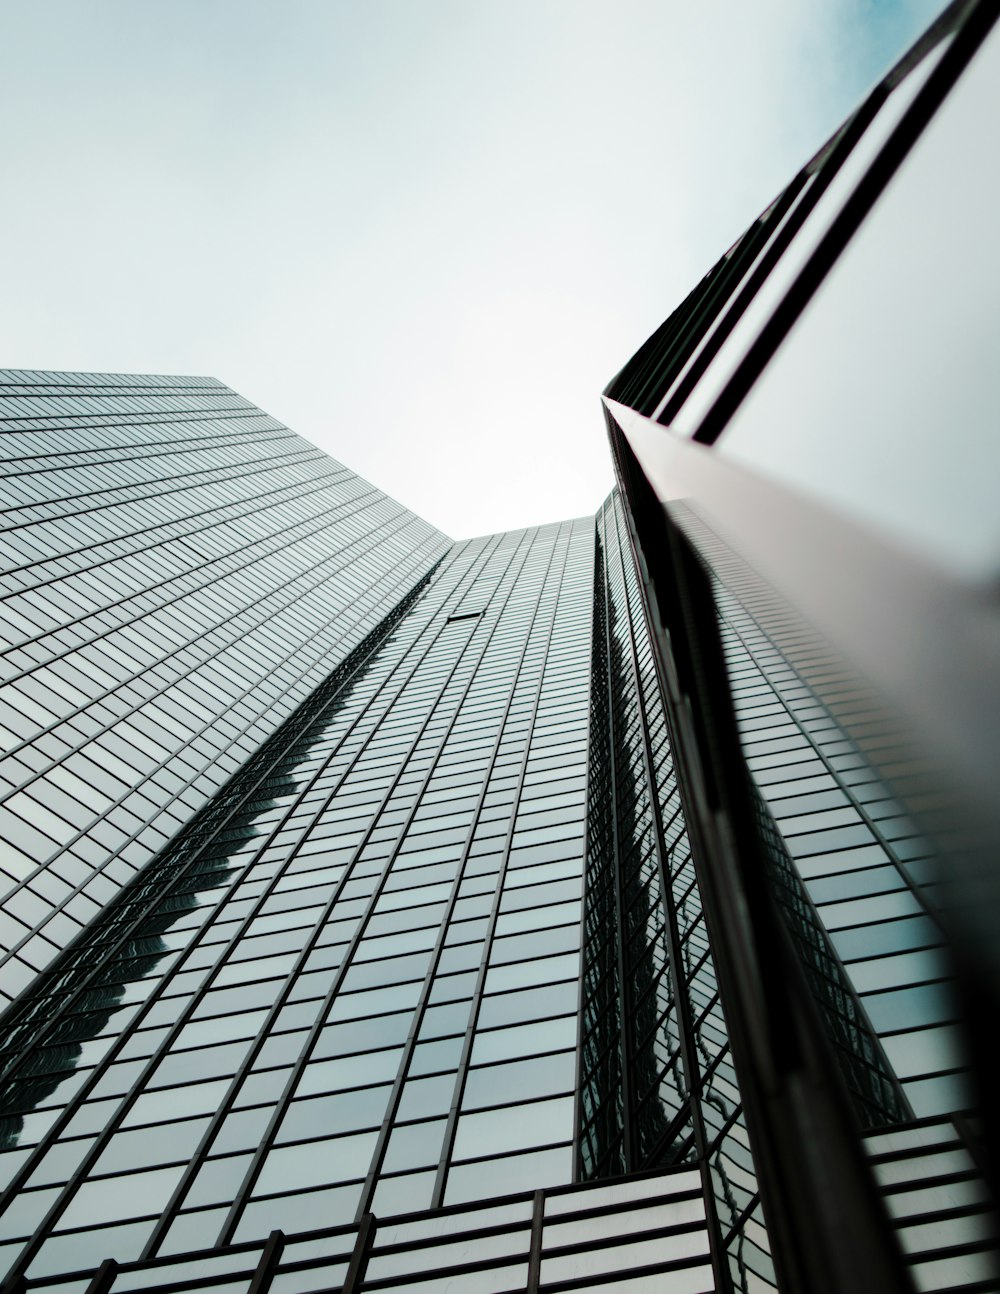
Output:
left=0, top=1, right=997, bottom=1292
left=0, top=371, right=448, bottom=1009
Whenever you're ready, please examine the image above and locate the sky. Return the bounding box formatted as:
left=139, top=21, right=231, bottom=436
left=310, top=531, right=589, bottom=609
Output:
left=0, top=0, right=946, bottom=540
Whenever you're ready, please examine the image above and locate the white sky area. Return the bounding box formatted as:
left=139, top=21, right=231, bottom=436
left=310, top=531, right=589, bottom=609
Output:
left=0, top=0, right=945, bottom=540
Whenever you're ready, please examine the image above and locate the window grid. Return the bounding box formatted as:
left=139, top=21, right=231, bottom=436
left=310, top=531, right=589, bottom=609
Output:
left=0, top=370, right=450, bottom=1008
left=0, top=518, right=598, bottom=1283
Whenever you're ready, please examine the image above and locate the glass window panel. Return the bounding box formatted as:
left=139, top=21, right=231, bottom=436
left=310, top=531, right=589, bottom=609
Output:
left=235, top=1183, right=362, bottom=1242
left=831, top=916, right=940, bottom=962
left=453, top=1095, right=574, bottom=1160
left=428, top=971, right=478, bottom=1004
left=366, top=1227, right=524, bottom=1279
left=463, top=1051, right=576, bottom=1110
left=60, top=1097, right=122, bottom=1140
left=296, top=1048, right=402, bottom=1097
left=417, top=999, right=473, bottom=1040
left=484, top=951, right=579, bottom=993
left=381, top=1119, right=447, bottom=1173
left=848, top=946, right=950, bottom=993
left=477, top=982, right=577, bottom=1029
left=183, top=1154, right=254, bottom=1208
left=314, top=1012, right=412, bottom=1058
left=211, top=1105, right=275, bottom=1156
left=395, top=1074, right=455, bottom=1123
left=276, top=1086, right=391, bottom=1142
left=0, top=1187, right=62, bottom=1244
left=269, top=1265, right=350, bottom=1293
left=150, top=1042, right=250, bottom=1088
left=253, top=1131, right=377, bottom=1195
left=339, top=951, right=432, bottom=991
left=488, top=926, right=579, bottom=965
left=368, top=1169, right=436, bottom=1218
left=819, top=890, right=922, bottom=930
left=408, top=1035, right=465, bottom=1077
left=862, top=981, right=958, bottom=1033
left=57, top=1164, right=186, bottom=1229
left=881, top=1025, right=965, bottom=1080
left=28, top=1220, right=154, bottom=1278
left=471, top=1016, right=577, bottom=1065
left=122, top=1080, right=230, bottom=1127
left=326, top=982, right=422, bottom=1021
left=92, top=1119, right=210, bottom=1175
left=444, top=1144, right=572, bottom=1206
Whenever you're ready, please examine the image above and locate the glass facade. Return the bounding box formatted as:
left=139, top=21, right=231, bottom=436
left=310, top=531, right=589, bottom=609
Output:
left=0, top=514, right=617, bottom=1285
left=0, top=369, right=449, bottom=1008
left=601, top=2, right=999, bottom=1288
left=679, top=506, right=962, bottom=1124
left=0, top=4, right=997, bottom=1290
left=583, top=493, right=770, bottom=1291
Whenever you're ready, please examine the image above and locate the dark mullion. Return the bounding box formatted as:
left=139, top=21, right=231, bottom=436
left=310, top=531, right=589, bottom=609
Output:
left=82, top=1258, right=116, bottom=1294
left=575, top=512, right=621, bottom=1183
left=247, top=1230, right=284, bottom=1294
left=340, top=1214, right=376, bottom=1294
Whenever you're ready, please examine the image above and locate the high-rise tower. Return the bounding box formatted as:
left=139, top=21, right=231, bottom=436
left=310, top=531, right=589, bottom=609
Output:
left=0, top=2, right=997, bottom=1291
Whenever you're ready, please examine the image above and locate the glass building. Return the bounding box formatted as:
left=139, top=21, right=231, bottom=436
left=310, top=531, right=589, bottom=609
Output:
left=0, top=2, right=997, bottom=1291
left=0, top=370, right=449, bottom=1009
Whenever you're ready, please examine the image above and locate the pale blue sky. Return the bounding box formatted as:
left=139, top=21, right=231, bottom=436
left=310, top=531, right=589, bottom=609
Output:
left=0, top=0, right=945, bottom=537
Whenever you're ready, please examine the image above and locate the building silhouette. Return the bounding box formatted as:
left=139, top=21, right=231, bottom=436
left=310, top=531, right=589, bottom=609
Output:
left=0, top=2, right=997, bottom=1291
